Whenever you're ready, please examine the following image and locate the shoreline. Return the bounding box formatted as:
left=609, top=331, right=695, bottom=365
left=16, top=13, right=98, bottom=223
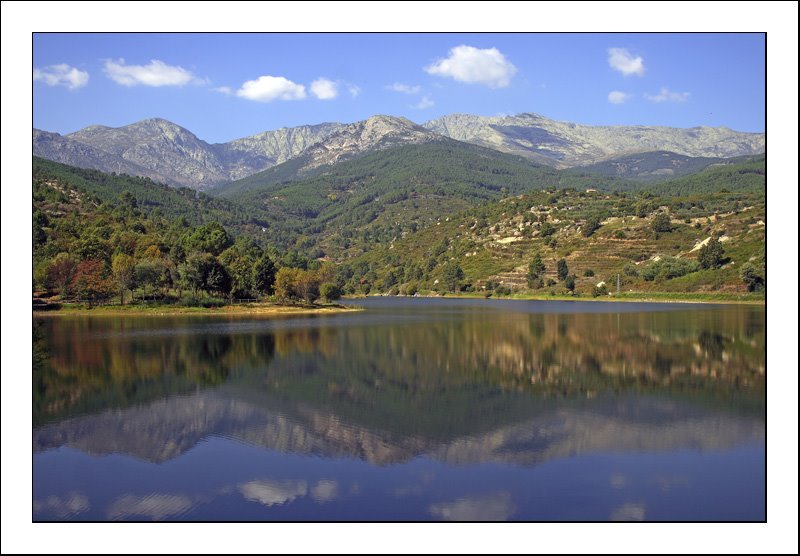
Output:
left=344, top=292, right=765, bottom=306
left=33, top=303, right=362, bottom=318
left=32, top=293, right=765, bottom=317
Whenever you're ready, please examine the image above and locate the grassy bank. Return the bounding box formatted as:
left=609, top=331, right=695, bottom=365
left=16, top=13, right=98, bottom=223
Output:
left=34, top=301, right=362, bottom=317
left=349, top=290, right=765, bottom=305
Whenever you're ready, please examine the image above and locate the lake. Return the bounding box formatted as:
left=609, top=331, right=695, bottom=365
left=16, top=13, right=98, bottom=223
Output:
left=33, top=298, right=765, bottom=521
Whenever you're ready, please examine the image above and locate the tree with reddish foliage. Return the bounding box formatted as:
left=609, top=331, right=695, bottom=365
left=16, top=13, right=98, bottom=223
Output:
left=71, top=260, right=114, bottom=303
left=47, top=253, right=77, bottom=298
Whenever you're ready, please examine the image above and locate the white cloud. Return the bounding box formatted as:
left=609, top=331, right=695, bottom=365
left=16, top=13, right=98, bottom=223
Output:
left=107, top=493, right=193, bottom=520
left=608, top=48, right=645, bottom=77
left=645, top=87, right=690, bottom=103
left=429, top=492, right=516, bottom=521
left=610, top=502, right=646, bottom=521
left=236, top=75, right=307, bottom=102
left=310, top=480, right=339, bottom=503
left=310, top=77, right=338, bottom=100
left=33, top=64, right=89, bottom=90
left=33, top=492, right=90, bottom=518
left=388, top=82, right=421, bottom=94
left=608, top=91, right=631, bottom=104
left=212, top=86, right=233, bottom=95
left=104, top=58, right=201, bottom=87
left=347, top=84, right=361, bottom=98
left=239, top=480, right=307, bottom=507
left=425, top=45, right=517, bottom=88
left=412, top=96, right=434, bottom=109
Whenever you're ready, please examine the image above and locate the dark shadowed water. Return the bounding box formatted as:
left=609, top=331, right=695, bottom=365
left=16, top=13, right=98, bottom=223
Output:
left=33, top=298, right=765, bottom=521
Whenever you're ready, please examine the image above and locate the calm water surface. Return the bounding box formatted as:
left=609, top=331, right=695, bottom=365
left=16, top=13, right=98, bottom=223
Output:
left=33, top=298, right=765, bottom=521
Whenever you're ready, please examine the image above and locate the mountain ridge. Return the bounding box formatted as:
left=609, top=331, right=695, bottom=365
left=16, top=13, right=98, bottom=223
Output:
left=423, top=113, right=765, bottom=168
left=33, top=113, right=765, bottom=191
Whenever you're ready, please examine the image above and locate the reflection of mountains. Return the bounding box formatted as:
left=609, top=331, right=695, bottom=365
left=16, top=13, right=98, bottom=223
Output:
left=34, top=307, right=765, bottom=464
left=33, top=388, right=764, bottom=466
left=34, top=308, right=765, bottom=428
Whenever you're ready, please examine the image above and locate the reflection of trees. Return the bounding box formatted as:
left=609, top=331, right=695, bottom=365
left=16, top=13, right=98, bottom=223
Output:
left=34, top=307, right=765, bottom=432
left=33, top=317, right=274, bottom=426
left=245, top=308, right=765, bottom=439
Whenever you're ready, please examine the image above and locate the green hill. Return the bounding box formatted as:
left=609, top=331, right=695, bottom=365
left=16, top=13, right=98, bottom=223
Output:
left=215, top=141, right=636, bottom=257
left=569, top=151, right=762, bottom=183
left=334, top=158, right=766, bottom=297
left=645, top=154, right=765, bottom=196
left=33, top=156, right=260, bottom=231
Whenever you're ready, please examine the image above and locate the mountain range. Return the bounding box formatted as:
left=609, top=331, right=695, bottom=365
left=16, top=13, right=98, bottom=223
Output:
left=33, top=113, right=765, bottom=191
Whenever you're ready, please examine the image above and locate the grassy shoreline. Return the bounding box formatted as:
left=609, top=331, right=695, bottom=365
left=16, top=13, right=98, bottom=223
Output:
left=346, top=291, right=765, bottom=305
left=34, top=292, right=764, bottom=317
left=33, top=302, right=362, bottom=318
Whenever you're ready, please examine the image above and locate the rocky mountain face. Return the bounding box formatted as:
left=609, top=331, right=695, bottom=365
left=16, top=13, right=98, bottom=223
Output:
left=298, top=115, right=443, bottom=168
left=34, top=118, right=344, bottom=190
left=256, top=115, right=445, bottom=181
left=33, top=112, right=765, bottom=190
left=220, top=122, right=343, bottom=181
left=423, top=112, right=765, bottom=168
left=32, top=129, right=173, bottom=184
left=64, top=118, right=231, bottom=189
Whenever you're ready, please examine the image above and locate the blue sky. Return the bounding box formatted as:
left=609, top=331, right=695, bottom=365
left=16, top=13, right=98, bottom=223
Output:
left=33, top=33, right=765, bottom=143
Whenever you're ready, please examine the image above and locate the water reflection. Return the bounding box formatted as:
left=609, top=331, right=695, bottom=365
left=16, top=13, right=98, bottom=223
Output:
left=33, top=306, right=765, bottom=433
left=32, top=492, right=90, bottom=519
left=32, top=301, right=765, bottom=521
left=107, top=493, right=195, bottom=521
left=429, top=492, right=516, bottom=521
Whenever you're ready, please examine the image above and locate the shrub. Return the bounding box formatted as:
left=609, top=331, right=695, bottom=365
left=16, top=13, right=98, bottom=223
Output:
left=557, top=259, right=569, bottom=281
left=652, top=213, right=672, bottom=233
left=698, top=237, right=725, bottom=269
left=641, top=257, right=700, bottom=281
left=584, top=269, right=595, bottom=277
left=592, top=283, right=609, bottom=297
left=740, top=262, right=765, bottom=292
left=582, top=216, right=601, bottom=237
left=319, top=282, right=342, bottom=301
left=623, top=263, right=640, bottom=277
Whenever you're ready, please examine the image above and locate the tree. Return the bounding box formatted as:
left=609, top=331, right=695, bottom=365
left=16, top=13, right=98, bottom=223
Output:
left=180, top=253, right=214, bottom=298
left=295, top=269, right=320, bottom=304
left=183, top=221, right=232, bottom=256
left=252, top=255, right=277, bottom=296
left=33, top=209, right=49, bottom=247
left=134, top=259, right=165, bottom=299
left=76, top=233, right=110, bottom=262
left=527, top=253, right=546, bottom=288
left=111, top=253, right=136, bottom=305
left=565, top=274, right=576, bottom=293
left=275, top=267, right=300, bottom=303
left=582, top=216, right=601, bottom=237
left=205, top=259, right=232, bottom=297
left=47, top=253, right=77, bottom=298
left=441, top=262, right=465, bottom=293
left=320, top=282, right=342, bottom=302
left=220, top=250, right=253, bottom=299
left=740, top=261, right=765, bottom=292
left=652, top=213, right=672, bottom=233
left=71, top=260, right=114, bottom=303
left=698, top=237, right=725, bottom=269
left=557, top=258, right=569, bottom=281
